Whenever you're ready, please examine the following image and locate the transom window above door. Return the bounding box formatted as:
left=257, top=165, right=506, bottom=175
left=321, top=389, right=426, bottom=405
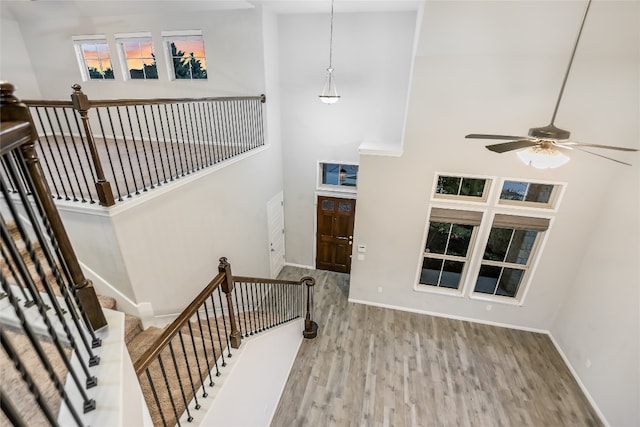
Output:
left=318, top=162, right=359, bottom=191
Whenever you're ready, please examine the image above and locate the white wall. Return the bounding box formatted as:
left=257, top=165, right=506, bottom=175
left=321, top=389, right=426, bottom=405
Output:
left=350, top=1, right=639, bottom=423
left=0, top=5, right=42, bottom=98
left=350, top=1, right=638, bottom=328
left=2, top=1, right=264, bottom=100
left=551, top=162, right=639, bottom=426
left=279, top=11, right=416, bottom=267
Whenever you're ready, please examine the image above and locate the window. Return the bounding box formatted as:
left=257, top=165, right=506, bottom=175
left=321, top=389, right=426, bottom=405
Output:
left=434, top=174, right=490, bottom=202
left=473, top=214, right=549, bottom=300
left=116, top=33, right=158, bottom=80
left=498, top=180, right=562, bottom=209
left=73, top=36, right=114, bottom=80
left=162, top=31, right=207, bottom=80
left=419, top=209, right=482, bottom=291
left=319, top=162, right=358, bottom=190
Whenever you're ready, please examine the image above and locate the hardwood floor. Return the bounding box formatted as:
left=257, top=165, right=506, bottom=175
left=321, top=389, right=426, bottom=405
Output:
left=272, top=267, right=602, bottom=427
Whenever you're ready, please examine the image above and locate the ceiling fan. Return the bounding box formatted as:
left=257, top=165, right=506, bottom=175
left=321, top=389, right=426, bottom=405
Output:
left=466, top=0, right=638, bottom=167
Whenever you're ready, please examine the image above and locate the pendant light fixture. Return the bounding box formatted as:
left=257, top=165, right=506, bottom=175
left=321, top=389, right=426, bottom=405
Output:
left=319, top=0, right=340, bottom=104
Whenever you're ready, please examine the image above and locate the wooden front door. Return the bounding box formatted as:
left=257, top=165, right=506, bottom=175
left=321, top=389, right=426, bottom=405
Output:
left=316, top=196, right=356, bottom=273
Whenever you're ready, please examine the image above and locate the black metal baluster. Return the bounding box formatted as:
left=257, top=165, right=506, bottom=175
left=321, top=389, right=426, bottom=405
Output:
left=1, top=180, right=99, bottom=366
left=145, top=104, right=165, bottom=185
left=61, top=108, right=92, bottom=202
left=258, top=98, right=265, bottom=147
left=250, top=282, right=259, bottom=333
left=175, top=104, right=191, bottom=174
left=29, top=108, right=59, bottom=198
left=133, top=105, right=155, bottom=190
left=51, top=108, right=80, bottom=201
left=0, top=221, right=98, bottom=399
left=169, top=104, right=186, bottom=177
left=115, top=106, right=139, bottom=196
left=168, top=341, right=194, bottom=422
left=0, top=329, right=61, bottom=427
left=195, top=310, right=215, bottom=387
left=186, top=322, right=207, bottom=398
left=197, top=102, right=212, bottom=167
left=0, top=276, right=93, bottom=422
left=156, top=354, right=181, bottom=427
left=238, top=281, right=250, bottom=336
left=209, top=294, right=227, bottom=367
left=11, top=145, right=102, bottom=347
left=183, top=103, right=197, bottom=172
left=258, top=282, right=266, bottom=331
left=0, top=243, right=32, bottom=306
left=242, top=100, right=251, bottom=153
left=124, top=106, right=147, bottom=192
left=40, top=109, right=71, bottom=200
left=70, top=108, right=99, bottom=204
left=266, top=283, right=274, bottom=329
left=187, top=103, right=203, bottom=170
left=208, top=101, right=220, bottom=164
left=103, top=108, right=131, bottom=200
left=92, top=108, right=122, bottom=201
left=223, top=102, right=237, bottom=158
left=216, top=287, right=232, bottom=358
left=194, top=103, right=209, bottom=167
left=0, top=388, right=29, bottom=427
left=236, top=100, right=248, bottom=154
left=152, top=104, right=171, bottom=183
left=209, top=101, right=223, bottom=163
left=202, top=300, right=221, bottom=377
left=145, top=368, right=168, bottom=427
left=215, top=102, right=229, bottom=161
left=177, top=332, right=201, bottom=409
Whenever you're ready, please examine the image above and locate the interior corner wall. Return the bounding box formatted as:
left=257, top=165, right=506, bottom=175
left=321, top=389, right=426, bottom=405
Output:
left=348, top=0, right=638, bottom=332
left=278, top=11, right=416, bottom=268
left=550, top=167, right=640, bottom=425
left=0, top=6, right=42, bottom=98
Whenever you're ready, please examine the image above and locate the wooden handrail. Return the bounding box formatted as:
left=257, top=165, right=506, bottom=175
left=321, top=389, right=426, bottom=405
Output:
left=233, top=276, right=301, bottom=286
left=134, top=272, right=226, bottom=375
left=24, top=94, right=266, bottom=109
left=0, top=121, right=33, bottom=154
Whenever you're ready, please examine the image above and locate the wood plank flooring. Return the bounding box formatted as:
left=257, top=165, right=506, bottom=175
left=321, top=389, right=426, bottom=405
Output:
left=272, top=267, right=602, bottom=427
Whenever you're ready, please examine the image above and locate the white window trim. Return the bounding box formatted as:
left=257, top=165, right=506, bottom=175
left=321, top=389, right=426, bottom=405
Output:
left=493, top=177, right=567, bottom=212
left=72, top=34, right=112, bottom=82
left=465, top=210, right=554, bottom=306
left=413, top=205, right=486, bottom=297
left=161, top=30, right=205, bottom=81
left=114, top=32, right=155, bottom=81
left=430, top=172, right=495, bottom=205
left=317, top=160, right=359, bottom=194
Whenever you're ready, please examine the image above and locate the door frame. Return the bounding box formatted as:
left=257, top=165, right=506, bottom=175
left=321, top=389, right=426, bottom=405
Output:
left=313, top=190, right=357, bottom=272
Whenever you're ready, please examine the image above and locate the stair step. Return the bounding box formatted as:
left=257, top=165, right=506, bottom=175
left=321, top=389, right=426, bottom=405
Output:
left=97, top=294, right=117, bottom=310
left=124, top=314, right=143, bottom=345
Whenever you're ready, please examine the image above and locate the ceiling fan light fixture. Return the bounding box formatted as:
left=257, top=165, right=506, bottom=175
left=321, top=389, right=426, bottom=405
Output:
left=517, top=145, right=570, bottom=169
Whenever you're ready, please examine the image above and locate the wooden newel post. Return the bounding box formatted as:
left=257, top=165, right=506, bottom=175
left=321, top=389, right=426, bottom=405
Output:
left=1, top=82, right=107, bottom=332
left=218, top=257, right=242, bottom=349
left=70, top=84, right=115, bottom=207
left=302, top=276, right=318, bottom=339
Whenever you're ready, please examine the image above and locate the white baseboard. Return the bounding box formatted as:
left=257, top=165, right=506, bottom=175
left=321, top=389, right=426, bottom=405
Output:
left=348, top=298, right=549, bottom=334
left=284, top=262, right=315, bottom=270
left=547, top=333, right=609, bottom=427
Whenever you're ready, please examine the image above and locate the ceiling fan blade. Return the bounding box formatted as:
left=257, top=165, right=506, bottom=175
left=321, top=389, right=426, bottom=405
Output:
left=567, top=146, right=633, bottom=166
left=485, top=140, right=538, bottom=153
left=466, top=133, right=529, bottom=141
left=556, top=141, right=638, bottom=152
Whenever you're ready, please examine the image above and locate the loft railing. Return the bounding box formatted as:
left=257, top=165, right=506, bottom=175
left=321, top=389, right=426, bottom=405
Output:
left=18, top=85, right=266, bottom=206
left=1, top=82, right=107, bottom=425
left=134, top=257, right=316, bottom=427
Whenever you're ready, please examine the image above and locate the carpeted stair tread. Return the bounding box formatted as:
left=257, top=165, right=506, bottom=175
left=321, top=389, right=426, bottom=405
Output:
left=126, top=326, right=165, bottom=362
left=124, top=314, right=143, bottom=345
left=97, top=294, right=116, bottom=310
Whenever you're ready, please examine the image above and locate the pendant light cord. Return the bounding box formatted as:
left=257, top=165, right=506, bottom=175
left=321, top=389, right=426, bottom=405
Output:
left=328, top=0, right=335, bottom=69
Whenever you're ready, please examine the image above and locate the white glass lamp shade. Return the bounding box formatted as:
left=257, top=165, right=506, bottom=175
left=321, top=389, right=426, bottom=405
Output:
left=319, top=67, right=340, bottom=104
left=516, top=145, right=570, bottom=169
